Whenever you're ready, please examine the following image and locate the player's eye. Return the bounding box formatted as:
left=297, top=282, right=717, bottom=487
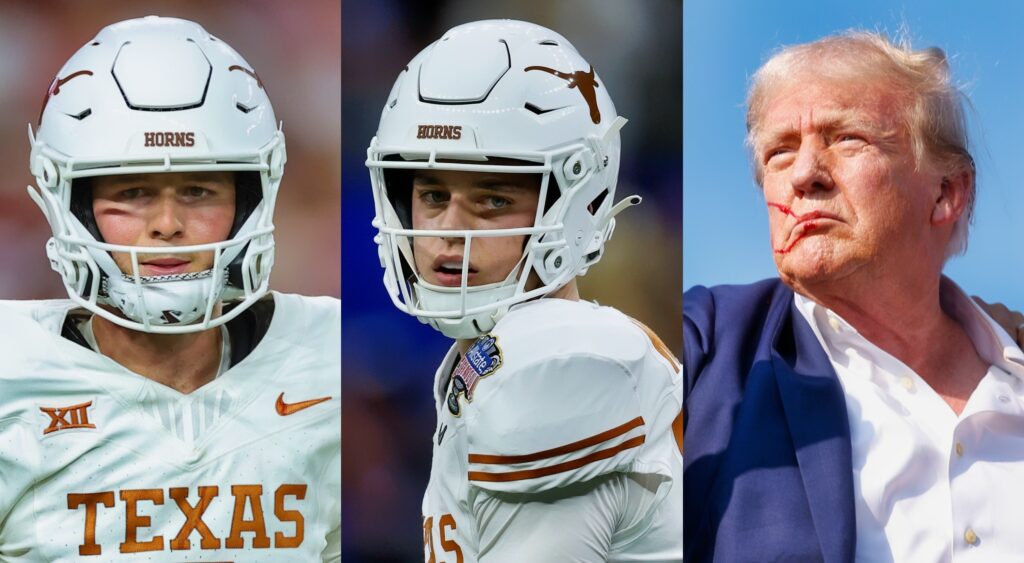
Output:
left=417, top=189, right=448, bottom=206
left=119, top=187, right=146, bottom=200
left=483, top=195, right=512, bottom=209
left=184, top=185, right=214, bottom=198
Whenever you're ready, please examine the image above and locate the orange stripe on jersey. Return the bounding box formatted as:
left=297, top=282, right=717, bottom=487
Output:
left=468, top=416, right=645, bottom=465
left=630, top=318, right=681, bottom=374
left=468, top=436, right=646, bottom=483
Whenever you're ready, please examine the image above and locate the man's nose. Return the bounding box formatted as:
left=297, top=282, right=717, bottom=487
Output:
left=790, top=140, right=834, bottom=195
left=148, top=194, right=185, bottom=241
left=436, top=201, right=472, bottom=243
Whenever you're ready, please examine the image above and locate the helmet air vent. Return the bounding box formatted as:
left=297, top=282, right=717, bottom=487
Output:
left=524, top=102, right=566, bottom=116
left=68, top=108, right=92, bottom=120
left=419, top=37, right=510, bottom=104
left=112, top=36, right=211, bottom=111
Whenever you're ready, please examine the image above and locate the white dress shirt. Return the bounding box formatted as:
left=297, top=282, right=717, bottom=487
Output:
left=795, top=279, right=1024, bottom=563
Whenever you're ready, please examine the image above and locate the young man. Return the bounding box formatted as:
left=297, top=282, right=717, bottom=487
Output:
left=367, top=20, right=682, bottom=561
left=0, top=17, right=340, bottom=561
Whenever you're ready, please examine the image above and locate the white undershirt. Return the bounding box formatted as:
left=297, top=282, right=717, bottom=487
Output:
left=794, top=280, right=1024, bottom=563
left=78, top=316, right=232, bottom=378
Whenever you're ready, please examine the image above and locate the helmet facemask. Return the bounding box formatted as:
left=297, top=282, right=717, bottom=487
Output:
left=28, top=16, right=287, bottom=334
left=368, top=139, right=628, bottom=339
left=29, top=127, right=285, bottom=334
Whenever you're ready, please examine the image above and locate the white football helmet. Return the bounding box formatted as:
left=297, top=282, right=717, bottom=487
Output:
left=367, top=20, right=637, bottom=339
left=28, top=16, right=286, bottom=334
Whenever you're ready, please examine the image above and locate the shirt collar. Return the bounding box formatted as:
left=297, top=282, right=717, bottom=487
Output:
left=793, top=276, right=1024, bottom=383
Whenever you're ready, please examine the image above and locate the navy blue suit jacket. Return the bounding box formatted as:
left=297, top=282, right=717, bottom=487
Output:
left=684, top=279, right=856, bottom=563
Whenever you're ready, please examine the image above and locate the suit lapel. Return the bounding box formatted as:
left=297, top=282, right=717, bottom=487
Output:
left=768, top=293, right=856, bottom=563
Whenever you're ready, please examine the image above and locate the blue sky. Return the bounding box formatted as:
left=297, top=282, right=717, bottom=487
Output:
left=684, top=1, right=1024, bottom=311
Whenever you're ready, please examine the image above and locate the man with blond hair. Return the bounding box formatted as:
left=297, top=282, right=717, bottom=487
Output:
left=684, top=32, right=1023, bottom=561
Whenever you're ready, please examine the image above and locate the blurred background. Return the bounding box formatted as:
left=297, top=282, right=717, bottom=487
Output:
left=0, top=0, right=340, bottom=299
left=686, top=0, right=1024, bottom=312
left=342, top=0, right=681, bottom=560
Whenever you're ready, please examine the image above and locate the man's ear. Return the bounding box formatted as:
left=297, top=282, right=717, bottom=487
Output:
left=931, top=168, right=973, bottom=226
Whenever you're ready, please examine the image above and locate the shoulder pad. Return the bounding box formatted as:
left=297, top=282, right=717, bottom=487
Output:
left=497, top=300, right=653, bottom=365
left=0, top=301, right=72, bottom=367
left=0, top=299, right=75, bottom=334
left=462, top=341, right=647, bottom=495
left=457, top=301, right=681, bottom=494
left=270, top=293, right=340, bottom=337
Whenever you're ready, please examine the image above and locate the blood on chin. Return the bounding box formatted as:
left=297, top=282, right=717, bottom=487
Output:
left=774, top=222, right=821, bottom=254
left=773, top=234, right=862, bottom=289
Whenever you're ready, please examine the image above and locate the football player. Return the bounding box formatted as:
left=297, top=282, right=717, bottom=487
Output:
left=366, top=20, right=682, bottom=561
left=0, top=17, right=339, bottom=561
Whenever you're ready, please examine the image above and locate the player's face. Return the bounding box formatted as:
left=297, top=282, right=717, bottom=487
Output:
left=92, top=171, right=236, bottom=277
left=410, top=169, right=540, bottom=287
left=754, top=74, right=943, bottom=287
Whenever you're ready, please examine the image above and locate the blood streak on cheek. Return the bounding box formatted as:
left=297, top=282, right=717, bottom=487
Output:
left=768, top=202, right=800, bottom=254
left=767, top=202, right=796, bottom=217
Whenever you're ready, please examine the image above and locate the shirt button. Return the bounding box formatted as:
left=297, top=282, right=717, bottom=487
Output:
left=955, top=442, right=964, bottom=457
left=828, top=317, right=842, bottom=332
left=964, top=528, right=978, bottom=545
left=900, top=377, right=915, bottom=391
left=998, top=395, right=1011, bottom=404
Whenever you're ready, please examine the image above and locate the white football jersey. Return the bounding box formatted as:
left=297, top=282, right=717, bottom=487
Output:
left=0, top=292, right=340, bottom=562
left=422, top=299, right=683, bottom=562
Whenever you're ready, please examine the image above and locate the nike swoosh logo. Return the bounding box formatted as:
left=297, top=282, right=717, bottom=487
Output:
left=276, top=393, right=331, bottom=416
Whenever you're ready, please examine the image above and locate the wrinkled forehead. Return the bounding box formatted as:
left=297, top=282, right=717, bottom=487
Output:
left=753, top=72, right=907, bottom=143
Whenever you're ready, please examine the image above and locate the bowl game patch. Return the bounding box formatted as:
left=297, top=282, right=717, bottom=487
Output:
left=447, top=335, right=502, bottom=416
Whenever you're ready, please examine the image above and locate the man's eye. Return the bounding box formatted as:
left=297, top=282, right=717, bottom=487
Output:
left=120, top=188, right=145, bottom=199
left=836, top=134, right=866, bottom=144
left=186, top=186, right=212, bottom=198
left=485, top=196, right=512, bottom=209
left=764, top=148, right=792, bottom=164
left=419, top=190, right=447, bottom=205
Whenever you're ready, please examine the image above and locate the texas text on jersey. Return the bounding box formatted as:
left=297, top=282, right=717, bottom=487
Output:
left=0, top=293, right=340, bottom=562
